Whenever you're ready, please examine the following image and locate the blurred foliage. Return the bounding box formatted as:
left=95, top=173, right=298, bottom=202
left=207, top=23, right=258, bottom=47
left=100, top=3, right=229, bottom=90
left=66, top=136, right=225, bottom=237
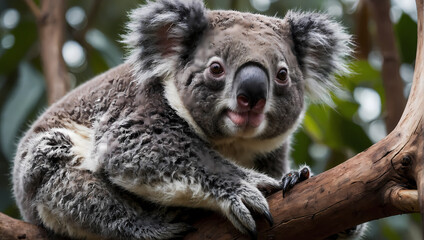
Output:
left=0, top=0, right=420, bottom=239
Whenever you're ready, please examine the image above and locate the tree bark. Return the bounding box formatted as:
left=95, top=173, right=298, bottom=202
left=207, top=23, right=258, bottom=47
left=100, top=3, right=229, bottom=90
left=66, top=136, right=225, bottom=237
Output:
left=3, top=0, right=424, bottom=239
left=0, top=212, right=50, bottom=240
left=26, top=0, right=70, bottom=105
left=354, top=0, right=371, bottom=60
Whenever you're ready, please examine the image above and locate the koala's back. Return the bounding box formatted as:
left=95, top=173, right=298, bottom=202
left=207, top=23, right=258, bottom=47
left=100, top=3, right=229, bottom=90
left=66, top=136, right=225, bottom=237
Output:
left=12, top=63, right=134, bottom=223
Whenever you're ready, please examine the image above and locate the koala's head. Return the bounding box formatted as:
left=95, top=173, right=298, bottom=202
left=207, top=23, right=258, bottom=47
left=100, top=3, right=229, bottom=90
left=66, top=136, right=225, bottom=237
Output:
left=124, top=0, right=351, bottom=143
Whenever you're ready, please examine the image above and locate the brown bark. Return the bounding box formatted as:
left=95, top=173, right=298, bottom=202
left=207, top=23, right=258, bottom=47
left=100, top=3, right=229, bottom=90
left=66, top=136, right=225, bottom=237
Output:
left=0, top=212, right=50, bottom=240
left=354, top=0, right=371, bottom=60
left=187, top=133, right=423, bottom=239
left=3, top=0, right=423, bottom=239
left=368, top=0, right=407, bottom=133
left=26, top=0, right=70, bottom=105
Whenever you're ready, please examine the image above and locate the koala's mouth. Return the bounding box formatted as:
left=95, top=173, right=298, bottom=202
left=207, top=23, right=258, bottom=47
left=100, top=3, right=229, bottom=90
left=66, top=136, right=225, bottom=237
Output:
left=226, top=109, right=265, bottom=128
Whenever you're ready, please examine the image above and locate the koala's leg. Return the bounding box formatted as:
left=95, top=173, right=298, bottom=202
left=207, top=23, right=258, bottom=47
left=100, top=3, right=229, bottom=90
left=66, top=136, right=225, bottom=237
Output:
left=102, top=130, right=282, bottom=237
left=21, top=129, right=191, bottom=240
left=35, top=167, right=192, bottom=240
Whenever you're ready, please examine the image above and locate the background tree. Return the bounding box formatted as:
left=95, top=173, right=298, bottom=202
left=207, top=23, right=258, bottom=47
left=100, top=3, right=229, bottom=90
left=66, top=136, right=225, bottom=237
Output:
left=0, top=0, right=421, bottom=239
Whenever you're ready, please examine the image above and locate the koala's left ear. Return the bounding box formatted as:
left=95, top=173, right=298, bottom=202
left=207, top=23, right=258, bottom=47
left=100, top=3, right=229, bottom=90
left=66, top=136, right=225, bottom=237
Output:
left=285, top=11, right=352, bottom=104
left=123, top=0, right=208, bottom=83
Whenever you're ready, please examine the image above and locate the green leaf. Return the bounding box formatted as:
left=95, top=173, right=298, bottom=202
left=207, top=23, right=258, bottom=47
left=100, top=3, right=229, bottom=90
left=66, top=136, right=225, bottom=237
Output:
left=86, top=29, right=124, bottom=69
left=338, top=60, right=381, bottom=91
left=303, top=113, right=324, bottom=142
left=0, top=19, right=37, bottom=75
left=395, top=13, right=418, bottom=64
left=303, top=104, right=372, bottom=153
left=333, top=98, right=359, bottom=119
left=291, top=130, right=314, bottom=167
left=335, top=112, right=373, bottom=153
left=0, top=62, right=45, bottom=160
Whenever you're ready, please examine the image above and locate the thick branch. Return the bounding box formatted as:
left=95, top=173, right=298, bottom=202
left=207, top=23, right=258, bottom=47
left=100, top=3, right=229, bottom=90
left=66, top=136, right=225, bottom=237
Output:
left=36, top=0, right=70, bottom=105
left=186, top=128, right=422, bottom=239
left=411, top=1, right=424, bottom=234
left=0, top=212, right=49, bottom=240
left=390, top=189, right=419, bottom=212
left=368, top=0, right=407, bottom=133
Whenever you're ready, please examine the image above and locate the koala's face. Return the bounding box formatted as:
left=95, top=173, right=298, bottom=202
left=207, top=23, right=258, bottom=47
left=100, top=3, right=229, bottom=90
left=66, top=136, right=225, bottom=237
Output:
left=172, top=11, right=304, bottom=140
left=124, top=0, right=350, bottom=143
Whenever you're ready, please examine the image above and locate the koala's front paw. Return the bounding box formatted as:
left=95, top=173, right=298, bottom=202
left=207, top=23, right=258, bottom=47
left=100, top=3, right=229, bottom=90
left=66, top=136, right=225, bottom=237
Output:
left=219, top=181, right=273, bottom=238
left=281, top=166, right=311, bottom=196
left=247, top=171, right=283, bottom=196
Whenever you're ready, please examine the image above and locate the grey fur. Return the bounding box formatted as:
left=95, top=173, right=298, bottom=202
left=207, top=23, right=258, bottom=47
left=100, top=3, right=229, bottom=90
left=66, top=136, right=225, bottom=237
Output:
left=12, top=0, right=363, bottom=239
left=286, top=10, right=352, bottom=104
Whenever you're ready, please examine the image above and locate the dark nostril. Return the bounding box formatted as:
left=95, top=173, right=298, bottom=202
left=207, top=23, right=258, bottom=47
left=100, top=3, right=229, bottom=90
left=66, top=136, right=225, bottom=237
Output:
left=237, top=95, right=250, bottom=108
left=253, top=99, right=266, bottom=112
left=237, top=94, right=266, bottom=111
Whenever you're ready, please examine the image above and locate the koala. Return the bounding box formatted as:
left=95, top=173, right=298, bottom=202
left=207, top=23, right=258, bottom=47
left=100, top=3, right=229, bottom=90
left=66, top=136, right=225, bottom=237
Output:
left=12, top=0, right=365, bottom=239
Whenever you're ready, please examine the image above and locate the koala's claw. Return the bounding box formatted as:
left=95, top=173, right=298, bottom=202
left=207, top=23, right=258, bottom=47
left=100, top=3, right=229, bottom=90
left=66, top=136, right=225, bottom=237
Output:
left=240, top=188, right=274, bottom=227
left=222, top=180, right=275, bottom=239
left=226, top=199, right=257, bottom=238
left=281, top=167, right=311, bottom=197
left=263, top=209, right=274, bottom=227
left=242, top=226, right=258, bottom=240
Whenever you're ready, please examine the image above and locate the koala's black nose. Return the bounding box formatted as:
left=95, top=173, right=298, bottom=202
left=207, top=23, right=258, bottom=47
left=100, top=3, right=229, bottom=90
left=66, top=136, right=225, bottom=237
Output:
left=235, top=64, right=268, bottom=111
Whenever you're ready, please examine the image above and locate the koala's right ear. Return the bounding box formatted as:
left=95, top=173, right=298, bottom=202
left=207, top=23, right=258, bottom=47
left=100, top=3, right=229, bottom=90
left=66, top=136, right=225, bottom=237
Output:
left=285, top=11, right=352, bottom=105
left=123, top=0, right=208, bottom=83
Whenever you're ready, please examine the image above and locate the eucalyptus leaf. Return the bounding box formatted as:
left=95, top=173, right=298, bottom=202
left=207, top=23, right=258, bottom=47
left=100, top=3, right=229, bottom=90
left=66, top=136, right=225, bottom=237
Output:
left=0, top=62, right=45, bottom=160
left=395, top=13, right=418, bottom=64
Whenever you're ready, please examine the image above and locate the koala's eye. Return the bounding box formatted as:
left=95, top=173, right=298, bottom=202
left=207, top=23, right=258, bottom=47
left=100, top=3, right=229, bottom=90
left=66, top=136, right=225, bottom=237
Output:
left=209, top=62, right=224, bottom=76
left=276, top=68, right=288, bottom=85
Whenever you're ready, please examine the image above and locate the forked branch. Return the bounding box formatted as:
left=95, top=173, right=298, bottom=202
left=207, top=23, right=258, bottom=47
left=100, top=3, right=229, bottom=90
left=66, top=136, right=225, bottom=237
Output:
left=25, top=0, right=69, bottom=105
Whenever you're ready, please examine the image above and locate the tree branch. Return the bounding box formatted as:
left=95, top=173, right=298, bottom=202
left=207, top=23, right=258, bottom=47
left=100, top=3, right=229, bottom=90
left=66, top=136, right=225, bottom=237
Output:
left=390, top=188, right=419, bottom=212
left=31, top=0, right=70, bottom=105
left=186, top=128, right=423, bottom=239
left=0, top=212, right=49, bottom=240
left=354, top=0, right=371, bottom=60
left=367, top=0, right=407, bottom=133
left=24, top=0, right=41, bottom=19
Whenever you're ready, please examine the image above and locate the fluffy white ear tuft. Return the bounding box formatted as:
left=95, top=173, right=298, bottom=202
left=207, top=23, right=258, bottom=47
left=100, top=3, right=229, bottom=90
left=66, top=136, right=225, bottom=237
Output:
left=285, top=11, right=352, bottom=105
left=122, top=0, right=208, bottom=84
